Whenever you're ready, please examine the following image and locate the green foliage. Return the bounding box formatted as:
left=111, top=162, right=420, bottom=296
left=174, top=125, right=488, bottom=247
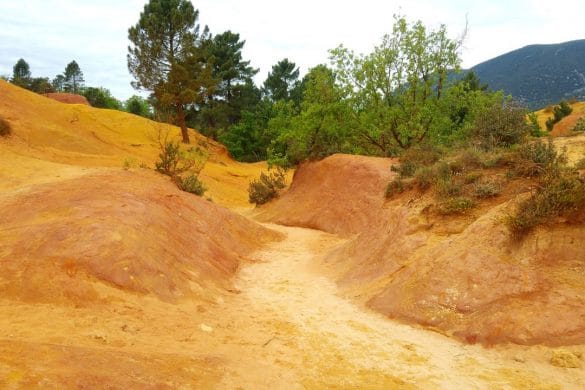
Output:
left=0, top=117, right=11, bottom=137
left=29, top=77, right=54, bottom=93
left=385, top=177, right=412, bottom=198
left=507, top=171, right=585, bottom=238
left=435, top=176, right=462, bottom=198
left=545, top=100, right=573, bottom=131
left=330, top=15, right=462, bottom=153
left=248, top=168, right=287, bottom=205
left=527, top=112, right=544, bottom=137
left=572, top=117, right=585, bottom=132
left=263, top=58, right=301, bottom=103
left=128, top=0, right=216, bottom=143
left=125, top=95, right=152, bottom=118
left=511, top=138, right=566, bottom=178
left=437, top=197, right=476, bottom=215
left=391, top=143, right=443, bottom=177
left=11, top=58, right=31, bottom=88
left=82, top=87, right=122, bottom=109
left=63, top=60, right=85, bottom=93
left=473, top=180, right=501, bottom=198
left=471, top=101, right=530, bottom=149
left=177, top=174, right=206, bottom=196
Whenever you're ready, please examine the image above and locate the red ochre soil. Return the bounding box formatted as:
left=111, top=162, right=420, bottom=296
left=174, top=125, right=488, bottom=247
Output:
left=261, top=153, right=585, bottom=346
left=43, top=92, right=90, bottom=105
left=2, top=79, right=585, bottom=387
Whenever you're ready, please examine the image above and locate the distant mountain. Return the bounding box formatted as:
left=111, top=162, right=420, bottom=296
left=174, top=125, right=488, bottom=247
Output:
left=470, top=39, right=585, bottom=109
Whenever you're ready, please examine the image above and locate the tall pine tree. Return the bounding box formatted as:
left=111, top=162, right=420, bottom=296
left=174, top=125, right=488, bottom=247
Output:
left=127, top=0, right=216, bottom=143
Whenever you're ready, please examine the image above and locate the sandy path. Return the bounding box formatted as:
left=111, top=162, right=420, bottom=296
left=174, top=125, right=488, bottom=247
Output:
left=214, top=224, right=585, bottom=389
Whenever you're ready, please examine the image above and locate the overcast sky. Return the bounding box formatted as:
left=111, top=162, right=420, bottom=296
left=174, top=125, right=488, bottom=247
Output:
left=0, top=0, right=583, bottom=100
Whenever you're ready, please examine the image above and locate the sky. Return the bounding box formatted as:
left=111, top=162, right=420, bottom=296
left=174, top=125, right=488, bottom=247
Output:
left=0, top=0, right=583, bottom=100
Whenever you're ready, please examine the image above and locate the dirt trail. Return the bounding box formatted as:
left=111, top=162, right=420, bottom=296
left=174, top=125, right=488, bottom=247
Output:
left=213, top=223, right=585, bottom=388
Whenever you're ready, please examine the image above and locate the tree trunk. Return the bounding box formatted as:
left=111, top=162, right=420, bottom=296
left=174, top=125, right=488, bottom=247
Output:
left=177, top=104, right=190, bottom=144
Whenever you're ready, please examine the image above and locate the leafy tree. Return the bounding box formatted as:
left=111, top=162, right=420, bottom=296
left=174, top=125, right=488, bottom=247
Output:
left=263, top=58, right=301, bottom=103
left=11, top=58, right=31, bottom=88
left=63, top=60, right=85, bottom=93
left=52, top=74, right=66, bottom=92
left=81, top=87, right=122, bottom=109
left=269, top=65, right=358, bottom=165
left=125, top=95, right=152, bottom=118
left=330, top=16, right=463, bottom=154
left=29, top=77, right=54, bottom=93
left=127, top=0, right=216, bottom=143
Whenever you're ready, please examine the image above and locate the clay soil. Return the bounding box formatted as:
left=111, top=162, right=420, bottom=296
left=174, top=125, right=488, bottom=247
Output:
left=2, top=80, right=585, bottom=387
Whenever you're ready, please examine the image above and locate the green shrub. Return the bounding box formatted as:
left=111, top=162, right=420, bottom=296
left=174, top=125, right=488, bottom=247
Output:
left=392, top=143, right=443, bottom=178
left=472, top=102, right=530, bottom=149
left=573, top=117, right=585, bottom=132
left=575, top=157, right=585, bottom=170
left=437, top=197, right=476, bottom=215
left=507, top=172, right=585, bottom=238
left=527, top=112, right=543, bottom=137
left=545, top=100, right=573, bottom=131
left=456, top=148, right=483, bottom=169
left=0, top=117, right=11, bottom=137
left=464, top=172, right=482, bottom=184
left=436, top=177, right=462, bottom=198
left=473, top=180, right=502, bottom=198
left=511, top=139, right=565, bottom=177
left=413, top=166, right=436, bottom=190
left=385, top=177, right=412, bottom=198
left=178, top=174, right=206, bottom=196
left=248, top=168, right=287, bottom=205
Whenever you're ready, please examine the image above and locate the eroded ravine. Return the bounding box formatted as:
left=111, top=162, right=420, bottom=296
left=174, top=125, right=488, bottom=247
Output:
left=211, top=223, right=585, bottom=388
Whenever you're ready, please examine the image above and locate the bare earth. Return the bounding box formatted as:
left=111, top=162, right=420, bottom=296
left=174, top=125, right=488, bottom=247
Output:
left=3, top=223, right=585, bottom=388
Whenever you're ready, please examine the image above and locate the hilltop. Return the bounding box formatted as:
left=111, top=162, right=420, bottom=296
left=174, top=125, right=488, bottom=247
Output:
left=471, top=39, right=585, bottom=109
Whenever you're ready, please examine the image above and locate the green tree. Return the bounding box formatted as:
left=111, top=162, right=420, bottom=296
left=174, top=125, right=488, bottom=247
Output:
left=125, top=95, right=152, bottom=118
left=29, top=77, right=54, bottom=93
left=197, top=30, right=259, bottom=137
left=330, top=16, right=463, bottom=154
left=63, top=60, right=85, bottom=93
left=81, top=87, right=122, bottom=109
left=263, top=58, right=301, bottom=103
left=52, top=74, right=66, bottom=92
left=127, top=0, right=216, bottom=143
left=11, top=58, right=31, bottom=88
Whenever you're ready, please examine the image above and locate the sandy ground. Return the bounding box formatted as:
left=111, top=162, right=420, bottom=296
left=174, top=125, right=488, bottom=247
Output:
left=3, top=223, right=584, bottom=388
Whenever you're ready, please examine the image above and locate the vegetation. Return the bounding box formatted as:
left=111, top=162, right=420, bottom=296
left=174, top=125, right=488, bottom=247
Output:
left=471, top=101, right=530, bottom=149
left=545, top=100, right=573, bottom=131
left=154, top=131, right=207, bottom=196
left=0, top=117, right=11, bottom=137
left=128, top=0, right=215, bottom=143
left=248, top=168, right=287, bottom=205
left=573, top=117, right=585, bottom=132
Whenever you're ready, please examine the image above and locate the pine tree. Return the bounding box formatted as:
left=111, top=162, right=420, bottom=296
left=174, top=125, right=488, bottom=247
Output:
left=63, top=61, right=85, bottom=93
left=11, top=58, right=31, bottom=88
left=127, top=0, right=216, bottom=143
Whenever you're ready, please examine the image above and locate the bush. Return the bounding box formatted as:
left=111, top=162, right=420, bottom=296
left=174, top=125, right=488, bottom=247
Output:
left=511, top=138, right=565, bottom=177
left=391, top=143, right=442, bottom=178
left=527, top=112, right=543, bottom=137
left=545, top=100, right=574, bottom=131
left=473, top=180, right=501, bottom=198
left=413, top=166, right=436, bottom=190
left=507, top=172, right=585, bottom=238
left=248, top=168, right=287, bottom=205
left=472, top=101, right=530, bottom=149
left=573, top=117, right=585, bottom=132
left=0, top=117, right=11, bottom=137
left=177, top=174, right=206, bottom=196
left=385, top=177, right=409, bottom=198
left=436, top=177, right=462, bottom=198
left=437, top=197, right=476, bottom=215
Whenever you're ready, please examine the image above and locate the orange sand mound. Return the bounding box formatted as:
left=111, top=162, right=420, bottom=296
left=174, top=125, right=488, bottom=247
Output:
left=256, top=154, right=395, bottom=236
left=43, top=92, right=90, bottom=105
left=264, top=154, right=585, bottom=346
left=0, top=80, right=267, bottom=208
left=0, top=169, right=280, bottom=304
